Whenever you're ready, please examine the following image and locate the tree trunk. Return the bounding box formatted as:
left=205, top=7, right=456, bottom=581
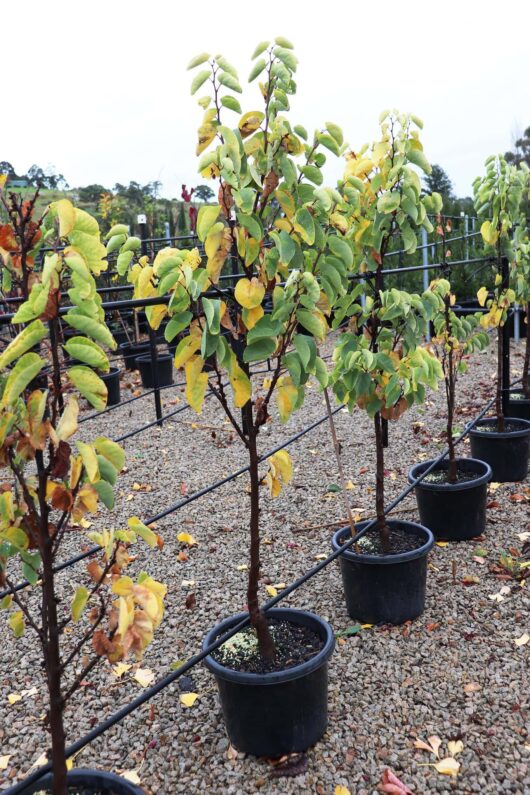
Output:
left=523, top=302, right=530, bottom=397
left=41, top=537, right=68, bottom=795
left=496, top=325, right=505, bottom=432
left=246, top=424, right=274, bottom=660
left=445, top=300, right=458, bottom=483
left=374, top=412, right=390, bottom=552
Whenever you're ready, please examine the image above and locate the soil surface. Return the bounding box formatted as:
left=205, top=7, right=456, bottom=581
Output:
left=211, top=618, right=324, bottom=674
left=475, top=420, right=529, bottom=433
left=422, top=467, right=481, bottom=485
left=350, top=526, right=425, bottom=555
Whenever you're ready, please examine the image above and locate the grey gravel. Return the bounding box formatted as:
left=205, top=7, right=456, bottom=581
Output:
left=0, top=336, right=528, bottom=794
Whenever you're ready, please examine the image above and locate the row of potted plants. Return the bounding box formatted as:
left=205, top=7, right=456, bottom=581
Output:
left=1, top=38, right=529, bottom=793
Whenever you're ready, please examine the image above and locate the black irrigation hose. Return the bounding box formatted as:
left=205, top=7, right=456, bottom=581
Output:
left=5, top=385, right=504, bottom=795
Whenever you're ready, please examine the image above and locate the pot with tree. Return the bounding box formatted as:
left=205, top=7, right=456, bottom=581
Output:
left=330, top=112, right=442, bottom=625
left=468, top=155, right=530, bottom=482
left=122, top=38, right=362, bottom=757
left=0, top=199, right=166, bottom=795
left=408, top=276, right=492, bottom=540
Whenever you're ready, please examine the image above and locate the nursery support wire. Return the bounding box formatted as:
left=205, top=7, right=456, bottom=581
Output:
left=5, top=385, right=503, bottom=795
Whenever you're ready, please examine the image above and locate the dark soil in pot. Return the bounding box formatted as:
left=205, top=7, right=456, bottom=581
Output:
left=119, top=341, right=150, bottom=370
left=408, top=457, right=492, bottom=541
left=136, top=353, right=173, bottom=388
left=203, top=608, right=334, bottom=758
left=507, top=389, right=530, bottom=421
left=468, top=417, right=530, bottom=482
left=98, top=367, right=121, bottom=406
left=331, top=519, right=434, bottom=625
left=17, top=768, right=143, bottom=794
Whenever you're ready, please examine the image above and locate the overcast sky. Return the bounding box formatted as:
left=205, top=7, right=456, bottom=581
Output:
left=4, top=0, right=529, bottom=200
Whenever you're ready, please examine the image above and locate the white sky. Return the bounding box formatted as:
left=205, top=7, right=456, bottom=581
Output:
left=4, top=0, right=530, bottom=199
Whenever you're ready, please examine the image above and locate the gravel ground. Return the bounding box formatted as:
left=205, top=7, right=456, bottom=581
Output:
left=0, top=336, right=529, bottom=795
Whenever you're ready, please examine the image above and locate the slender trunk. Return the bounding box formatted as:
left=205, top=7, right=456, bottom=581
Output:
left=445, top=301, right=458, bottom=483
left=246, top=424, right=274, bottom=660
left=374, top=412, right=390, bottom=552
left=523, top=302, right=530, bottom=397
left=496, top=325, right=505, bottom=432
left=41, top=532, right=68, bottom=795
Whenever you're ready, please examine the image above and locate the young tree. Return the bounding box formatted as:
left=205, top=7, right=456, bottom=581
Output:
left=423, top=163, right=454, bottom=201
left=193, top=184, right=215, bottom=202
left=0, top=199, right=165, bottom=794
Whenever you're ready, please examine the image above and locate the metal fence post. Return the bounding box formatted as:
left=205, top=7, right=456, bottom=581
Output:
left=501, top=256, right=511, bottom=418
left=138, top=214, right=163, bottom=427
left=422, top=227, right=430, bottom=342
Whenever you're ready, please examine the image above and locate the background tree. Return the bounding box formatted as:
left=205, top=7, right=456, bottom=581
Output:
left=423, top=163, right=455, bottom=202
left=193, top=183, right=215, bottom=202
left=505, top=126, right=530, bottom=168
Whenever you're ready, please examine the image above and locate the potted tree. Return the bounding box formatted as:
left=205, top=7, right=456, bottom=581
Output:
left=408, top=276, right=492, bottom=540
left=0, top=199, right=166, bottom=795
left=468, top=155, right=530, bottom=481
left=122, top=39, right=359, bottom=757
left=330, top=112, right=441, bottom=625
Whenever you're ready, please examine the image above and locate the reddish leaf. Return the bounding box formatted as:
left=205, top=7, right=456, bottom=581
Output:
left=379, top=768, right=414, bottom=793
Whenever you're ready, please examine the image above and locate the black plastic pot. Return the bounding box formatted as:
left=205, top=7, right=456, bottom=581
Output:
left=507, top=389, right=530, bottom=421
left=408, top=458, right=492, bottom=541
left=99, top=367, right=121, bottom=406
left=119, top=341, right=150, bottom=370
left=468, top=417, right=530, bottom=482
left=331, top=520, right=434, bottom=625
left=136, top=353, right=173, bottom=389
left=18, top=768, right=143, bottom=794
left=203, top=608, right=335, bottom=758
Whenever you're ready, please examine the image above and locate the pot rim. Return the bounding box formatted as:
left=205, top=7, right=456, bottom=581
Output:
left=508, top=388, right=530, bottom=403
left=99, top=366, right=122, bottom=378
left=136, top=352, right=173, bottom=363
left=331, top=519, right=434, bottom=566
left=19, top=767, right=143, bottom=794
left=202, top=607, right=334, bottom=686
left=467, top=417, right=530, bottom=439
left=407, top=457, right=492, bottom=492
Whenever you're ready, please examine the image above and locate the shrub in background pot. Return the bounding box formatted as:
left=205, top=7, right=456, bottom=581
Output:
left=469, top=155, right=530, bottom=481
left=0, top=196, right=166, bottom=795
left=408, top=277, right=492, bottom=540
left=331, top=112, right=441, bottom=624
left=115, top=38, right=361, bottom=756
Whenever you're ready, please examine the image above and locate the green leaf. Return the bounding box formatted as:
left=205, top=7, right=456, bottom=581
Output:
left=94, top=437, right=125, bottom=471
left=328, top=236, right=353, bottom=268
left=274, top=36, right=294, bottom=49
left=202, top=297, right=221, bottom=334
left=64, top=312, right=116, bottom=350
left=215, top=55, right=238, bottom=77
left=1, top=353, right=44, bottom=408
left=300, top=165, right=323, bottom=186
left=247, top=316, right=283, bottom=343
left=128, top=517, right=159, bottom=548
left=117, top=250, right=133, bottom=275
left=293, top=334, right=315, bottom=369
left=295, top=207, right=316, bottom=245
left=0, top=320, right=47, bottom=370
left=236, top=212, right=263, bottom=241
left=248, top=58, right=267, bottom=82
left=187, top=52, right=210, bottom=70
left=197, top=205, right=221, bottom=242
left=317, top=133, right=340, bottom=156
left=407, top=147, right=432, bottom=174
left=71, top=586, right=89, bottom=622
left=218, top=72, right=242, bottom=93
left=165, top=311, right=193, bottom=341
left=122, top=236, right=141, bottom=253
left=294, top=125, right=308, bottom=141
left=273, top=47, right=297, bottom=71
left=191, top=69, right=211, bottom=95
left=251, top=41, right=270, bottom=59
left=67, top=366, right=108, bottom=410
left=243, top=338, right=277, bottom=363
left=325, top=122, right=344, bottom=147
left=97, top=455, right=118, bottom=486
left=11, top=302, right=37, bottom=324
left=377, top=192, right=401, bottom=213
left=106, top=234, right=126, bottom=254
left=93, top=479, right=115, bottom=510
left=221, top=95, right=242, bottom=114
left=271, top=230, right=296, bottom=265
left=64, top=337, right=109, bottom=371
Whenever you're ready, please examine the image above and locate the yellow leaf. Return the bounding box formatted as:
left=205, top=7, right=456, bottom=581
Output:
left=234, top=277, right=265, bottom=309
left=334, top=787, right=351, bottom=795
left=8, top=693, right=22, bottom=705
left=122, top=771, right=141, bottom=785
left=71, top=586, right=89, bottom=622
left=112, top=662, right=132, bottom=678
left=0, top=755, right=12, bottom=770
left=276, top=376, right=299, bottom=423
left=266, top=585, right=278, bottom=597
left=174, top=334, right=201, bottom=369
left=514, top=633, right=530, bottom=647
left=228, top=357, right=251, bottom=408
left=345, top=480, right=355, bottom=490
left=76, top=441, right=100, bottom=483
left=477, top=286, right=488, bottom=307
left=177, top=531, right=198, bottom=546
left=361, top=623, right=374, bottom=629
left=180, top=692, right=199, bottom=707
left=238, top=111, right=265, bottom=138
left=242, top=305, right=264, bottom=330
left=55, top=199, right=76, bottom=237
left=134, top=668, right=155, bottom=687
left=448, top=740, right=464, bottom=757
left=57, top=396, right=79, bottom=441
left=435, top=541, right=448, bottom=548
left=185, top=356, right=208, bottom=413
left=29, top=751, right=48, bottom=771
left=433, top=757, right=460, bottom=776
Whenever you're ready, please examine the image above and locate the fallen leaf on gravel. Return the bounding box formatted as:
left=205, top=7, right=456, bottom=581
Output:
left=335, top=624, right=361, bottom=639
left=488, top=585, right=511, bottom=602
left=180, top=692, right=198, bottom=707
left=226, top=744, right=238, bottom=760
left=510, top=493, right=527, bottom=502
left=177, top=550, right=188, bottom=562
left=435, top=541, right=448, bottom=548
left=236, top=564, right=248, bottom=571
left=7, top=693, right=22, bottom=704
left=29, top=752, right=48, bottom=770
left=486, top=500, right=500, bottom=509
left=121, top=770, right=141, bottom=784
left=473, top=556, right=488, bottom=565
left=489, top=482, right=501, bottom=491
left=433, top=757, right=460, bottom=776
left=334, top=787, right=351, bottom=795
left=464, top=682, right=481, bottom=693
left=266, top=585, right=278, bottom=597
left=448, top=740, right=464, bottom=756
left=414, top=735, right=442, bottom=757
left=514, top=633, right=529, bottom=646
left=181, top=579, right=195, bottom=588
left=112, top=662, right=131, bottom=678
left=134, top=668, right=155, bottom=687
left=426, top=622, right=440, bottom=631
left=345, top=480, right=355, bottom=490
left=0, top=755, right=12, bottom=770
left=517, top=532, right=530, bottom=542
left=314, top=553, right=327, bottom=560
left=361, top=623, right=374, bottom=629
left=185, top=593, right=196, bottom=610
left=177, top=532, right=197, bottom=546
left=379, top=767, right=414, bottom=793
left=170, top=659, right=186, bottom=671
left=462, top=575, right=480, bottom=586
left=268, top=752, right=308, bottom=778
